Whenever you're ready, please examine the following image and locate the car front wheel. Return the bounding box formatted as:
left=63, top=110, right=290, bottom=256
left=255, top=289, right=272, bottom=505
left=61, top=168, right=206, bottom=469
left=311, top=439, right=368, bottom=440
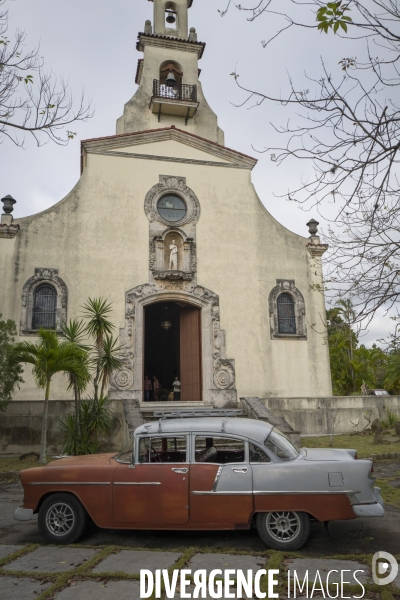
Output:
left=38, top=493, right=88, bottom=544
left=256, top=511, right=310, bottom=551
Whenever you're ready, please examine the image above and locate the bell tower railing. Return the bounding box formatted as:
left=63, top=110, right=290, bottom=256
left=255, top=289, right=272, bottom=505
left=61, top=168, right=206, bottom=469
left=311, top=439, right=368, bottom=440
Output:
left=153, top=80, right=197, bottom=102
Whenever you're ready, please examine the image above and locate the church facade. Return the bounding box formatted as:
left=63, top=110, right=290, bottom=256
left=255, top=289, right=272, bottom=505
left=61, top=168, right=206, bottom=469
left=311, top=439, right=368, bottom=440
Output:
left=0, top=0, right=332, bottom=407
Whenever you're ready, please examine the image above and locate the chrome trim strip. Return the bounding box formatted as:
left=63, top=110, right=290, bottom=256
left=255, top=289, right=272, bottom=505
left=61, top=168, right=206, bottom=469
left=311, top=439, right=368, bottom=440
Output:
left=113, top=482, right=161, bottom=486
left=191, top=491, right=252, bottom=496
left=29, top=482, right=111, bottom=486
left=253, top=490, right=360, bottom=495
left=212, top=466, right=223, bottom=492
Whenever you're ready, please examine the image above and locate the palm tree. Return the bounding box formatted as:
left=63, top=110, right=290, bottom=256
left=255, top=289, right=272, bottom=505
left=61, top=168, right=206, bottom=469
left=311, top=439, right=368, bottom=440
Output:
left=99, top=333, right=125, bottom=399
left=60, top=319, right=91, bottom=431
left=82, top=298, right=114, bottom=402
left=13, top=330, right=90, bottom=464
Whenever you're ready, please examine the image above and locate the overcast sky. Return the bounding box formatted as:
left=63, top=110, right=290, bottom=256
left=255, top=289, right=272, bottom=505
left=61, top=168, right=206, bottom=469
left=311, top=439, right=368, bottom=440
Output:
left=1, top=0, right=393, bottom=344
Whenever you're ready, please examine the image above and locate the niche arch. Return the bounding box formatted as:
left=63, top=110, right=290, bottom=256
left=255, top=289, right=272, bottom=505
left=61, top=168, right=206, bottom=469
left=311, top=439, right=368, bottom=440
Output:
left=20, top=268, right=68, bottom=335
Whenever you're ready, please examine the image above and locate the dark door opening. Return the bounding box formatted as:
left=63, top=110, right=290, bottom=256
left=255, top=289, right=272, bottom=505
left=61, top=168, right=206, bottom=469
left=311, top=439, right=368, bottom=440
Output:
left=144, top=302, right=202, bottom=402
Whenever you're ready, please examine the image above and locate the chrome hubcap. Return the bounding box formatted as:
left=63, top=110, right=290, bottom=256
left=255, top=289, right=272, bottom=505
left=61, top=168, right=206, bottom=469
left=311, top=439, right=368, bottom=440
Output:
left=265, top=511, right=300, bottom=542
left=46, top=502, right=75, bottom=537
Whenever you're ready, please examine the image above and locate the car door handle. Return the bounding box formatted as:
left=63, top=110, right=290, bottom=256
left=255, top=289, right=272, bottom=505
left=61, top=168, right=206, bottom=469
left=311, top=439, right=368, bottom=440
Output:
left=172, top=468, right=188, bottom=474
left=231, top=467, right=248, bottom=474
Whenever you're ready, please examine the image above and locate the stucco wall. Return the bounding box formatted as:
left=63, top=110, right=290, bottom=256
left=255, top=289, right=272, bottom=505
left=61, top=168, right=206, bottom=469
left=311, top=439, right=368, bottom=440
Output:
left=262, top=396, right=400, bottom=436
left=0, top=133, right=332, bottom=402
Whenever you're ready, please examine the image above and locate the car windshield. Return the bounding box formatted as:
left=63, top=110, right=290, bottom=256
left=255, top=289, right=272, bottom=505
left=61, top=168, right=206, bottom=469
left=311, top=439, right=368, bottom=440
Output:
left=115, top=438, right=134, bottom=463
left=264, top=428, right=299, bottom=461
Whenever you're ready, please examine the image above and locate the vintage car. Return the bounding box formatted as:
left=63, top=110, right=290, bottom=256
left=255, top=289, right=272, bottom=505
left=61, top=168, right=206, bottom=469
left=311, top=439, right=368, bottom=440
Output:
left=15, top=412, right=384, bottom=550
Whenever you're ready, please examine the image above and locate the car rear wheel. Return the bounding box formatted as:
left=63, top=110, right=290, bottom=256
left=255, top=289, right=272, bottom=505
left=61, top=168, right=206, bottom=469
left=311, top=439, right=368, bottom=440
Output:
left=256, top=511, right=310, bottom=551
left=38, top=493, right=88, bottom=544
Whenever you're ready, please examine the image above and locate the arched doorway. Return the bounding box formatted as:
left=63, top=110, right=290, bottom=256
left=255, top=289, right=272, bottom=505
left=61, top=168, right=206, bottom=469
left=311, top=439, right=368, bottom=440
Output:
left=144, top=301, right=202, bottom=401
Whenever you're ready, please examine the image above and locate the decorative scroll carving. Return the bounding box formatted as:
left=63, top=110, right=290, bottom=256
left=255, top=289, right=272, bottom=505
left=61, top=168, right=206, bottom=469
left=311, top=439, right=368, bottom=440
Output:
left=110, top=350, right=134, bottom=391
left=20, top=268, right=68, bottom=334
left=190, top=241, right=197, bottom=273
left=149, top=239, right=156, bottom=271
left=269, top=279, right=307, bottom=340
left=213, top=356, right=236, bottom=390
left=144, top=175, right=200, bottom=227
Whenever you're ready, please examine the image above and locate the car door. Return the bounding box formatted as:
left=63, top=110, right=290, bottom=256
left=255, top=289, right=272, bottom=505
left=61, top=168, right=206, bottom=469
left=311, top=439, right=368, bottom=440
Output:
left=189, top=434, right=253, bottom=525
left=113, top=434, right=189, bottom=526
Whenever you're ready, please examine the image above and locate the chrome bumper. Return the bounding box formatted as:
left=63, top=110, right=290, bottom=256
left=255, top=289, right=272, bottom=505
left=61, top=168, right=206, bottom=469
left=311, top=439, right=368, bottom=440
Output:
left=353, top=487, right=385, bottom=518
left=14, top=506, right=33, bottom=521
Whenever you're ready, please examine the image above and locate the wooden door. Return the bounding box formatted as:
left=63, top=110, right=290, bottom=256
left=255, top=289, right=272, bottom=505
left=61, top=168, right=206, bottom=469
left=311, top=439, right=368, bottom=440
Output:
left=180, top=307, right=201, bottom=401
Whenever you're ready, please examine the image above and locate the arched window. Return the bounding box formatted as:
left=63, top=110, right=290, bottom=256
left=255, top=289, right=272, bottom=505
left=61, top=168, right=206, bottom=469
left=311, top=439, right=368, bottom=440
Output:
left=32, top=285, right=57, bottom=330
left=268, top=280, right=306, bottom=340
left=277, top=293, right=296, bottom=334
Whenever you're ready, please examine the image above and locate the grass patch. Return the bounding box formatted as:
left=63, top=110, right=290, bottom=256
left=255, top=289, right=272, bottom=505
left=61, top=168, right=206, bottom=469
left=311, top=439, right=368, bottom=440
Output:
left=303, top=432, right=400, bottom=458
left=0, top=456, right=56, bottom=474
left=376, top=478, right=400, bottom=508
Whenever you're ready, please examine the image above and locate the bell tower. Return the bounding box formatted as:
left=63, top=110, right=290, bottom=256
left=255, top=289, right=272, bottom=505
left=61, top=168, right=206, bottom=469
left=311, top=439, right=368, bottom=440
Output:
left=116, top=0, right=224, bottom=144
left=153, top=0, right=191, bottom=40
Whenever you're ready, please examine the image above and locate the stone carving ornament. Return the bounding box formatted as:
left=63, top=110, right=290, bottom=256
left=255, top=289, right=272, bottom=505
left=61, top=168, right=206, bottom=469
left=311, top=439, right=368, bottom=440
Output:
left=112, top=281, right=236, bottom=396
left=144, top=175, right=200, bottom=226
left=269, top=279, right=307, bottom=340
left=20, top=268, right=68, bottom=334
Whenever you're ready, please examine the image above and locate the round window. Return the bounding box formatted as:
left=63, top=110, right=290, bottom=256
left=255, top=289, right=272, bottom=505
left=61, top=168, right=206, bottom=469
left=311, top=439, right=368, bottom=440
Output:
left=157, top=194, right=187, bottom=222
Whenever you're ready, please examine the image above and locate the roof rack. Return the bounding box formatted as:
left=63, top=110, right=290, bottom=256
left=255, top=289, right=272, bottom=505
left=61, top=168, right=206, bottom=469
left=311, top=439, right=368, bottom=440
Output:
left=153, top=409, right=243, bottom=419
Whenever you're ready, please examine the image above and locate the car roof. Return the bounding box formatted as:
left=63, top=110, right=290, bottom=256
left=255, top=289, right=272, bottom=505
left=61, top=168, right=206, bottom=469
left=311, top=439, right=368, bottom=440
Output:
left=135, top=417, right=273, bottom=444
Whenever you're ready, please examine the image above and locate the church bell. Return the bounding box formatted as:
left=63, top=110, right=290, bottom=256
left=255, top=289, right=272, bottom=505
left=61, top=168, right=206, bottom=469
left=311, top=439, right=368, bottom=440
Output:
left=165, top=70, right=177, bottom=88
left=166, top=10, right=177, bottom=24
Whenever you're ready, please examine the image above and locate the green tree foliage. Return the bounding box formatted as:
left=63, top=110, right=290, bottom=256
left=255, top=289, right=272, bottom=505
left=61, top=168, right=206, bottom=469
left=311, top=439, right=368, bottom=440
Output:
left=0, top=314, right=23, bottom=409
left=327, top=301, right=387, bottom=396
left=59, top=298, right=125, bottom=455
left=13, top=330, right=90, bottom=463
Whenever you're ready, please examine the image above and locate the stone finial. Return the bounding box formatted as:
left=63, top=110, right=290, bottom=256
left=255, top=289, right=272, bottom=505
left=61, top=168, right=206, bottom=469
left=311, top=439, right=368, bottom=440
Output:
left=144, top=20, right=152, bottom=34
left=306, top=218, right=319, bottom=236
left=189, top=27, right=197, bottom=42
left=1, top=194, right=16, bottom=214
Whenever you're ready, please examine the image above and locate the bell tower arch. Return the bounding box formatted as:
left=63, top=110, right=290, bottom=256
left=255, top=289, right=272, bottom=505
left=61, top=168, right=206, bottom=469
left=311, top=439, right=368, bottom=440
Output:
left=152, top=0, right=192, bottom=39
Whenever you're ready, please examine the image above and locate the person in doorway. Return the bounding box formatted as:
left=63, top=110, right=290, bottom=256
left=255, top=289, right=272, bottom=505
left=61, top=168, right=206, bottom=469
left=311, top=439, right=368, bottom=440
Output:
left=153, top=376, right=160, bottom=402
left=144, top=375, right=152, bottom=402
left=173, top=376, right=181, bottom=401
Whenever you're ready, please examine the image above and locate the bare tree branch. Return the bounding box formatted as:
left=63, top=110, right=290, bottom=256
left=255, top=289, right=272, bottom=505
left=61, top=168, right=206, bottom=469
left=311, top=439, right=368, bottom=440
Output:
left=0, top=0, right=93, bottom=147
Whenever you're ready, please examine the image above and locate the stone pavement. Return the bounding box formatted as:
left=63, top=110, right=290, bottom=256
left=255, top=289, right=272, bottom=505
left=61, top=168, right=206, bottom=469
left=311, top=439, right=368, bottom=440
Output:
left=0, top=544, right=399, bottom=600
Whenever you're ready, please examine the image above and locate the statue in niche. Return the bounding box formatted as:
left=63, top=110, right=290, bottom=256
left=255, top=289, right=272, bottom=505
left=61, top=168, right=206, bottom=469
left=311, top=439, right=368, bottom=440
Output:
left=169, top=239, right=178, bottom=270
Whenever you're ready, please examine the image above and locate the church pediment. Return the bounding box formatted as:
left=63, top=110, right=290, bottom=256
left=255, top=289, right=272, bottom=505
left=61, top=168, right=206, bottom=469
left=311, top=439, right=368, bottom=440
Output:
left=81, top=126, right=257, bottom=172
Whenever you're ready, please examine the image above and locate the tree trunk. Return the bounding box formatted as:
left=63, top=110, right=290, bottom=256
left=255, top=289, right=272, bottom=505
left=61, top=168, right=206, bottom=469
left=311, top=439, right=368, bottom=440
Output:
left=39, top=379, right=51, bottom=465
left=74, top=379, right=80, bottom=435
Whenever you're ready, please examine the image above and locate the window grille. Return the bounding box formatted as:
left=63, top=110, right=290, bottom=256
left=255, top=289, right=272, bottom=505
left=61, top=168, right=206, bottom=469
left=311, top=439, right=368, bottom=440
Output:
left=277, top=293, right=296, bottom=334
left=32, top=285, right=57, bottom=330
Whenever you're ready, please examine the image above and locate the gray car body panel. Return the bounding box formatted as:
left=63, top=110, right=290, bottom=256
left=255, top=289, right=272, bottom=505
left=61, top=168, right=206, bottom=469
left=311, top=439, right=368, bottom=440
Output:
left=134, top=417, right=382, bottom=511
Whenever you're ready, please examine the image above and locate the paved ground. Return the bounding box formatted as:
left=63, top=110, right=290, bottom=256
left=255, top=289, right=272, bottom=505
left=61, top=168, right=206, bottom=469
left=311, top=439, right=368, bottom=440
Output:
left=0, top=544, right=399, bottom=599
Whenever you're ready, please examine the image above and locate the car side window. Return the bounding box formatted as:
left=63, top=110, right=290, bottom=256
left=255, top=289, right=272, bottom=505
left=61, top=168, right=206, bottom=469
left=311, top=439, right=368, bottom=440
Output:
left=195, top=436, right=245, bottom=464
left=249, top=443, right=271, bottom=463
left=138, top=436, right=187, bottom=464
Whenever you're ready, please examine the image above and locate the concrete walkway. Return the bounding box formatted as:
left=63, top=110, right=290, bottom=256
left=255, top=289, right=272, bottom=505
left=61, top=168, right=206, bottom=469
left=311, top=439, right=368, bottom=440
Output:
left=0, top=544, right=399, bottom=599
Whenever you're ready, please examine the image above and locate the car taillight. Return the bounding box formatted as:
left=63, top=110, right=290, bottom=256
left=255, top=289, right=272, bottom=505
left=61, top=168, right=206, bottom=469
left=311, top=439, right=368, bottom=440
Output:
left=371, top=463, right=374, bottom=473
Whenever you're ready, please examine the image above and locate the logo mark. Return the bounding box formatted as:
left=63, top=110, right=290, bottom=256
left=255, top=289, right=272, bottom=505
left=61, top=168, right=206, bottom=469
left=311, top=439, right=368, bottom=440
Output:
left=372, top=552, right=398, bottom=585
